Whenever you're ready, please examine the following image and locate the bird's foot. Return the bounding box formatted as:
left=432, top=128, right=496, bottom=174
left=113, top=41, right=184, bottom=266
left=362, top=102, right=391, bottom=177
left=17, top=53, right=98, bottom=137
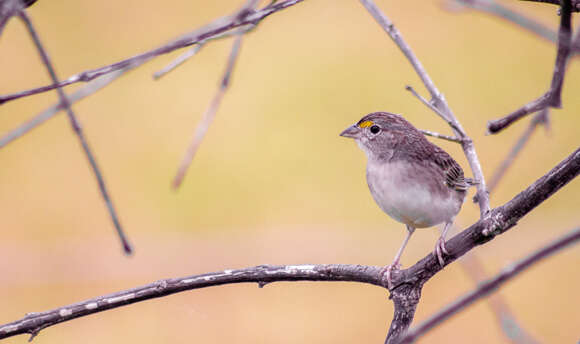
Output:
left=379, top=263, right=401, bottom=289
left=434, top=237, right=448, bottom=267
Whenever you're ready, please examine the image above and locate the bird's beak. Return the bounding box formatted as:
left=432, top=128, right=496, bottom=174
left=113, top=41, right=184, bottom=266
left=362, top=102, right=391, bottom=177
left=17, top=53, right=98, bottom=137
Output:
left=339, top=124, right=360, bottom=139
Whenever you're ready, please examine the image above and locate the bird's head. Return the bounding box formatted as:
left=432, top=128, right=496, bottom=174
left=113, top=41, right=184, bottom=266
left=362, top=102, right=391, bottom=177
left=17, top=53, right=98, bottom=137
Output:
left=340, top=112, right=420, bottom=159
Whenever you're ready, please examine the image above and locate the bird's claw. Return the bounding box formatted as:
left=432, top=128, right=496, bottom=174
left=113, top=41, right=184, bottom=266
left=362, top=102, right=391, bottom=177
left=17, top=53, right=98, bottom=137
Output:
left=380, top=263, right=402, bottom=289
left=434, top=238, right=448, bottom=267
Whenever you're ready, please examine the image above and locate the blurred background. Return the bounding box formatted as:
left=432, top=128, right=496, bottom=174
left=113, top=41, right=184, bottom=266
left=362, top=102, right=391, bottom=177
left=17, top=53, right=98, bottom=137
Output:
left=0, top=0, right=578, bottom=343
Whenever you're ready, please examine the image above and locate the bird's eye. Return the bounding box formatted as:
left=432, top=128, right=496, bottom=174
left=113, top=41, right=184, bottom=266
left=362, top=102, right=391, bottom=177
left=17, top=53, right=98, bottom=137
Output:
left=370, top=125, right=381, bottom=134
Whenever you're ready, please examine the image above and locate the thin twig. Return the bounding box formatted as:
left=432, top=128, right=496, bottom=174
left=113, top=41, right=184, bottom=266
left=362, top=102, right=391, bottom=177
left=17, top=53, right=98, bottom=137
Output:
left=359, top=0, right=490, bottom=219
left=398, top=226, right=580, bottom=344
left=405, top=85, right=463, bottom=135
left=0, top=68, right=136, bottom=148
left=487, top=0, right=573, bottom=134
left=419, top=129, right=463, bottom=143
left=172, top=34, right=244, bottom=189
left=153, top=44, right=205, bottom=80
left=17, top=7, right=133, bottom=254
left=1, top=147, right=578, bottom=341
left=0, top=0, right=304, bottom=105
left=452, top=0, right=558, bottom=43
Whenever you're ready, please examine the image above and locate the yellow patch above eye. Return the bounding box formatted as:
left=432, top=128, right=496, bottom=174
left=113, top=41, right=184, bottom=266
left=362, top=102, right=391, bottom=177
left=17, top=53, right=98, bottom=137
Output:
left=358, top=120, right=374, bottom=128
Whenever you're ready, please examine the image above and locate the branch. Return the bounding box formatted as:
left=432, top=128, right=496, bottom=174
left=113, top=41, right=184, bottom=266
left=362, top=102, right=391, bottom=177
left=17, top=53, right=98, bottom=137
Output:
left=487, top=0, right=573, bottom=134
left=419, top=129, right=463, bottom=143
left=0, top=264, right=383, bottom=340
left=1, top=146, right=577, bottom=342
left=451, top=0, right=558, bottom=43
left=0, top=67, right=137, bottom=149
left=0, top=0, right=304, bottom=105
left=17, top=6, right=133, bottom=254
left=172, top=34, right=244, bottom=189
left=398, top=226, right=580, bottom=344
left=359, top=0, right=490, bottom=218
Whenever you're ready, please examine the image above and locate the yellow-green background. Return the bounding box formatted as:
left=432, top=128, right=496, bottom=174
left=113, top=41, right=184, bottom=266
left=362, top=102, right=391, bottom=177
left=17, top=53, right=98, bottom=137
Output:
left=1, top=0, right=578, bottom=343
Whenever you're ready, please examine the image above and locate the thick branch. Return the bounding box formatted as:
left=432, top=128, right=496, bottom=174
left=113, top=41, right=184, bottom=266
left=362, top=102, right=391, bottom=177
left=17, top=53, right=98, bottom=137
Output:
left=0, top=0, right=303, bottom=105
left=487, top=0, right=573, bottom=133
left=398, top=226, right=580, bottom=344
left=1, top=146, right=577, bottom=342
left=359, top=0, right=490, bottom=217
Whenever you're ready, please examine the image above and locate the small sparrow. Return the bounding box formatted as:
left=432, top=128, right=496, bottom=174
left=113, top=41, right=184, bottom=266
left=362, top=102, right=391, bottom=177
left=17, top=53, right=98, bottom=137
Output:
left=340, top=112, right=476, bottom=286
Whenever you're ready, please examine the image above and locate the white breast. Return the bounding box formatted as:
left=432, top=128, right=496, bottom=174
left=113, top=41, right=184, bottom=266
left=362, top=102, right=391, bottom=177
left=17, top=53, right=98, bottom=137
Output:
left=366, top=161, right=462, bottom=228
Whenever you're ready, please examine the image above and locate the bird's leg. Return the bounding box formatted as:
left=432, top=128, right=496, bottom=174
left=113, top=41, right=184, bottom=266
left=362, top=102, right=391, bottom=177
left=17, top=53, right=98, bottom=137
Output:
left=381, top=225, right=415, bottom=288
left=434, top=221, right=452, bottom=267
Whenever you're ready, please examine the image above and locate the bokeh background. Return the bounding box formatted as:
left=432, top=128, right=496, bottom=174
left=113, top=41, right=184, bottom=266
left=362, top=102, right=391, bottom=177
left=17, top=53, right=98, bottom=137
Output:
left=0, top=0, right=579, bottom=343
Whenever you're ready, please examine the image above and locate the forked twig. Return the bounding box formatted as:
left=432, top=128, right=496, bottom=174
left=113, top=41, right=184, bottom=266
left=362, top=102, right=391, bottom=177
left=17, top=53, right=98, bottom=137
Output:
left=17, top=6, right=133, bottom=254
left=398, top=226, right=580, bottom=344
left=172, top=34, right=244, bottom=189
left=487, top=0, right=573, bottom=133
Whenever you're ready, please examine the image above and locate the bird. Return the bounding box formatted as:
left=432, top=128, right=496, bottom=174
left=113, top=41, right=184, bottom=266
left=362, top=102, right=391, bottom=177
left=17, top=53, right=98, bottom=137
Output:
left=340, top=111, right=476, bottom=287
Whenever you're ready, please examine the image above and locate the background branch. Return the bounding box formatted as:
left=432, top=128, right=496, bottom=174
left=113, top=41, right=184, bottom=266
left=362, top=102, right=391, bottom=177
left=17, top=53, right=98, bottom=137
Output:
left=17, top=5, right=133, bottom=254
left=172, top=34, right=244, bottom=189
left=487, top=0, right=573, bottom=133
left=458, top=252, right=540, bottom=344
left=0, top=0, right=303, bottom=105
left=451, top=0, right=558, bottom=42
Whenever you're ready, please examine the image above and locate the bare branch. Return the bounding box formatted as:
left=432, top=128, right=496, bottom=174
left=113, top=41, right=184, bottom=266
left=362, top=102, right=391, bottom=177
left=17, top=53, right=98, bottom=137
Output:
left=452, top=0, right=558, bottom=43
left=0, top=67, right=137, bottom=149
left=487, top=0, right=573, bottom=134
left=172, top=34, right=244, bottom=189
left=398, top=226, right=580, bottom=344
left=17, top=7, right=133, bottom=254
left=0, top=0, right=304, bottom=105
left=419, top=129, right=463, bottom=143
left=359, top=0, right=490, bottom=219
left=405, top=86, right=462, bottom=135
left=1, top=146, right=578, bottom=342
left=0, top=264, right=383, bottom=340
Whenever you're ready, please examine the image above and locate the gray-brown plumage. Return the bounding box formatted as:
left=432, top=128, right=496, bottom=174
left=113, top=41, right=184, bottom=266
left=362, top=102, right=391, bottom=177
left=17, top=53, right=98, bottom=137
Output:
left=340, top=112, right=476, bottom=286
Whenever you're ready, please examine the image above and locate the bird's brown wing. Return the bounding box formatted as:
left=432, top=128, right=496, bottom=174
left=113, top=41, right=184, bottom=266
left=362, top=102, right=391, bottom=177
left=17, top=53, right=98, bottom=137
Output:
left=431, top=146, right=471, bottom=192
